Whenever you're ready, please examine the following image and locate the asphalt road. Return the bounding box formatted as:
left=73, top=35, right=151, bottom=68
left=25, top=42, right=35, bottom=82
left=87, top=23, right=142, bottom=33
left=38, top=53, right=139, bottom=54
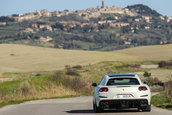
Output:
left=0, top=96, right=171, bottom=115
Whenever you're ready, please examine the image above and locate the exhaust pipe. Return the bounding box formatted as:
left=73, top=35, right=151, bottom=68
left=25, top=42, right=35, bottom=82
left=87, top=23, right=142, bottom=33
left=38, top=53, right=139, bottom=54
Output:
left=101, top=102, right=105, bottom=106
left=101, top=102, right=109, bottom=107
left=140, top=100, right=148, bottom=106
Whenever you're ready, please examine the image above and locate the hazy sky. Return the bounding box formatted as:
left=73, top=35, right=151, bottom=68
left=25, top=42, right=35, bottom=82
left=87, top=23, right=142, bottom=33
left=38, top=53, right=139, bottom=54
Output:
left=0, top=0, right=172, bottom=16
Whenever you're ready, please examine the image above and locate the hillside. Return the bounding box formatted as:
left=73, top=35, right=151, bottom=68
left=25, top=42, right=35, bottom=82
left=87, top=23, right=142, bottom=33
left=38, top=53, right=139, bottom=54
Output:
left=0, top=4, right=172, bottom=51
left=0, top=44, right=137, bottom=74
left=126, top=4, right=161, bottom=17
left=0, top=44, right=172, bottom=74
left=116, top=44, right=172, bottom=60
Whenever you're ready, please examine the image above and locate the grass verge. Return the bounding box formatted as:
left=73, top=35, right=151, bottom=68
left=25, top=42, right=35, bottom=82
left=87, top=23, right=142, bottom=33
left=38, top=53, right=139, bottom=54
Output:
left=0, top=61, right=171, bottom=108
left=152, top=92, right=172, bottom=110
left=0, top=68, right=92, bottom=108
left=0, top=95, right=81, bottom=108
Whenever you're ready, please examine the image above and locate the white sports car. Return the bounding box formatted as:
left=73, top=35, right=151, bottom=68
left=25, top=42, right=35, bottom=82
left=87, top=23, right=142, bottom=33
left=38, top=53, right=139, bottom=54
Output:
left=92, top=74, right=151, bottom=112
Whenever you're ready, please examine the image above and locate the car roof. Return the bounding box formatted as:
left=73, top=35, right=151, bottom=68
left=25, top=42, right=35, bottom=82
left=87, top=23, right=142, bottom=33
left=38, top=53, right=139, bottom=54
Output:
left=107, top=74, right=136, bottom=78
left=104, top=74, right=142, bottom=84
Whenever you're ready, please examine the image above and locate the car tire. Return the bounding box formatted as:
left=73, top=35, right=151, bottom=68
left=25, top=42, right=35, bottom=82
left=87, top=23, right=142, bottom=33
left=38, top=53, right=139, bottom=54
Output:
left=93, top=102, right=103, bottom=113
left=142, top=104, right=151, bottom=112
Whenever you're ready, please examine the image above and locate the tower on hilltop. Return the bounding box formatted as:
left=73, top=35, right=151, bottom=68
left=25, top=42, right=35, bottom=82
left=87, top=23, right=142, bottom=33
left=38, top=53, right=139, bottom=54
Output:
left=101, top=0, right=105, bottom=9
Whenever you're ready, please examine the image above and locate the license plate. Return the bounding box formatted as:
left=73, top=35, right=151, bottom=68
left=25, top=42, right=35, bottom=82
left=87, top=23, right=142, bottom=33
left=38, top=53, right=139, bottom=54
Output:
left=116, top=94, right=133, bottom=99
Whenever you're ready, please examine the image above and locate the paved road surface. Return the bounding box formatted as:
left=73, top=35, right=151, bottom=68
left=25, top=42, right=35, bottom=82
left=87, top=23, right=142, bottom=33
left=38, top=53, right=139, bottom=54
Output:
left=0, top=96, right=171, bottom=115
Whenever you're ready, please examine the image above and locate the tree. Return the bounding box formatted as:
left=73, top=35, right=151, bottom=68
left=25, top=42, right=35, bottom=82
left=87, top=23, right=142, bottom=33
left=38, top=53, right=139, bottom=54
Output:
left=51, top=23, right=64, bottom=30
left=0, top=16, right=14, bottom=22
left=121, top=26, right=131, bottom=33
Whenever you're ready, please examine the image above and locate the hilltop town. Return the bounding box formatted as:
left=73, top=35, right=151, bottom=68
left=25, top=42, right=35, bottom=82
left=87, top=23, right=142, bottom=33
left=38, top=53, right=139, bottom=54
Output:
left=0, top=1, right=172, bottom=51
left=6, top=0, right=136, bottom=22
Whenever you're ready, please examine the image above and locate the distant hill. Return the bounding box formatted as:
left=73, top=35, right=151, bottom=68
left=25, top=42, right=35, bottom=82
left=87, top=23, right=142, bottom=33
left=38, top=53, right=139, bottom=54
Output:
left=0, top=4, right=172, bottom=51
left=126, top=4, right=161, bottom=17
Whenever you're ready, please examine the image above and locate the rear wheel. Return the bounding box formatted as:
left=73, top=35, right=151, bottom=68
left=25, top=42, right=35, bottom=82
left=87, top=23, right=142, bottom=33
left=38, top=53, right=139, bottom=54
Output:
left=93, top=102, right=103, bottom=113
left=142, top=104, right=151, bottom=112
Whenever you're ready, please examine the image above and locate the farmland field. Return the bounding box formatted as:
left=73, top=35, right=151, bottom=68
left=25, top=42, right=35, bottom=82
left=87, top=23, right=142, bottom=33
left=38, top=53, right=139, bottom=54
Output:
left=0, top=44, right=172, bottom=108
left=116, top=44, right=172, bottom=60
left=0, top=44, right=172, bottom=74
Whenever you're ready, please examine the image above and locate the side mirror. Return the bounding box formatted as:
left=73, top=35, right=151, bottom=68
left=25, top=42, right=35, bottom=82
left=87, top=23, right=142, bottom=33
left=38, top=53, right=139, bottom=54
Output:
left=92, top=83, right=97, bottom=87
left=144, top=81, right=148, bottom=84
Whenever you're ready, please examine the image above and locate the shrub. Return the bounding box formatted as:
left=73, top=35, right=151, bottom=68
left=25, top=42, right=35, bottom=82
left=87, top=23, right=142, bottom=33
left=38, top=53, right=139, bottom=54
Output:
left=159, top=61, right=167, bottom=67
left=51, top=71, right=91, bottom=94
left=143, top=71, right=151, bottom=78
left=72, top=77, right=92, bottom=94
left=19, top=82, right=31, bottom=96
left=51, top=71, right=64, bottom=84
left=72, top=65, right=82, bottom=69
left=10, top=54, right=15, bottom=56
left=165, top=81, right=172, bottom=99
left=65, top=65, right=80, bottom=76
left=158, top=60, right=172, bottom=68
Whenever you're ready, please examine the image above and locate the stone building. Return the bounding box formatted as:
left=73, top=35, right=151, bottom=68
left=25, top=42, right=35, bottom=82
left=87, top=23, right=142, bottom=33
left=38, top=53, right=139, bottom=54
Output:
left=0, top=22, right=7, bottom=26
left=101, top=0, right=105, bottom=9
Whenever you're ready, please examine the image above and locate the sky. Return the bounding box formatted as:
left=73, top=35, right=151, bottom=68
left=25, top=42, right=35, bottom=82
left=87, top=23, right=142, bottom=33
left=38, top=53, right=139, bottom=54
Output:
left=0, top=0, right=172, bottom=17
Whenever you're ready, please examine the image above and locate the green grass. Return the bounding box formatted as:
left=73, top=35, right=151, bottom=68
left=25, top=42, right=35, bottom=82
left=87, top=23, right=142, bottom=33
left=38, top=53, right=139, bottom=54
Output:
left=0, top=69, right=91, bottom=108
left=0, top=80, right=22, bottom=95
left=0, top=72, right=90, bottom=108
left=0, top=95, right=81, bottom=108
left=152, top=92, right=172, bottom=110
left=0, top=61, right=172, bottom=109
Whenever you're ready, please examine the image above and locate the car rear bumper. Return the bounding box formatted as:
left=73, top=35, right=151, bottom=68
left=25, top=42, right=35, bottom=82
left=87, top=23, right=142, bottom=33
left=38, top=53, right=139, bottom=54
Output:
left=99, top=99, right=149, bottom=109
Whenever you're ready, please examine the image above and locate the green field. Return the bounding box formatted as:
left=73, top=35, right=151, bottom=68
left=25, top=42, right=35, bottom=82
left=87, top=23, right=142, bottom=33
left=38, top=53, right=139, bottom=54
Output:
left=0, top=61, right=171, bottom=108
left=152, top=92, right=172, bottom=110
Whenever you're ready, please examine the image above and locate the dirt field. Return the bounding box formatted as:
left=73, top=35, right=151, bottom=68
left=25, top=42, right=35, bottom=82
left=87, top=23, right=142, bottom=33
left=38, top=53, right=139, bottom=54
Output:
left=116, top=44, right=172, bottom=61
left=0, top=44, right=172, bottom=74
left=134, top=69, right=172, bottom=82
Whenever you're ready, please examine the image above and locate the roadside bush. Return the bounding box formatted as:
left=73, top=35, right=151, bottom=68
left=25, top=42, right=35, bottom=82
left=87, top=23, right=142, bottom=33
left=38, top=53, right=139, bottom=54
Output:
left=19, top=82, right=31, bottom=96
left=52, top=71, right=65, bottom=84
left=159, top=61, right=167, bottom=67
left=72, top=77, right=92, bottom=94
left=51, top=71, right=91, bottom=94
left=72, top=65, right=82, bottom=69
left=159, top=60, right=172, bottom=68
left=165, top=81, right=172, bottom=100
left=65, top=65, right=80, bottom=76
left=143, top=71, right=151, bottom=78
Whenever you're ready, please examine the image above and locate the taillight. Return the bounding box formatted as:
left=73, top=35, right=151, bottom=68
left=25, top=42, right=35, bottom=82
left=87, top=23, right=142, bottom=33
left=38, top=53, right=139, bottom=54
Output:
left=139, top=86, right=148, bottom=91
left=99, top=87, right=108, bottom=92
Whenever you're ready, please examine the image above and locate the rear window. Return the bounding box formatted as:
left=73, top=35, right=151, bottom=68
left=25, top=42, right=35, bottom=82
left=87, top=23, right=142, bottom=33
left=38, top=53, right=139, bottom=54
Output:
left=106, top=78, right=140, bottom=86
